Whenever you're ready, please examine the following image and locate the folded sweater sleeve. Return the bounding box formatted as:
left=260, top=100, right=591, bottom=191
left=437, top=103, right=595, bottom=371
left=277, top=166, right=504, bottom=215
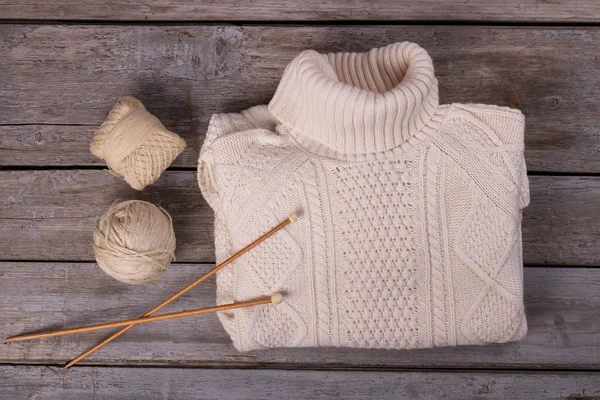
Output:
left=455, top=103, right=530, bottom=210
left=198, top=105, right=280, bottom=214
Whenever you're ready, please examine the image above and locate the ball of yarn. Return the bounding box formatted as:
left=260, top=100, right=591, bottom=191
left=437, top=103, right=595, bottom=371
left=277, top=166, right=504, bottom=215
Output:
left=92, top=200, right=176, bottom=284
left=90, top=96, right=186, bottom=190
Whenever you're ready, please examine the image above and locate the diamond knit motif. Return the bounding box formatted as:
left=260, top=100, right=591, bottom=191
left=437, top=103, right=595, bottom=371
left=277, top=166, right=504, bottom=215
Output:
left=251, top=304, right=300, bottom=348
left=449, top=111, right=522, bottom=188
left=227, top=141, right=297, bottom=212
left=332, top=159, right=419, bottom=349
left=449, top=115, right=496, bottom=150
left=470, top=289, right=523, bottom=343
left=457, top=191, right=524, bottom=343
left=241, top=220, right=298, bottom=290
left=461, top=199, right=513, bottom=277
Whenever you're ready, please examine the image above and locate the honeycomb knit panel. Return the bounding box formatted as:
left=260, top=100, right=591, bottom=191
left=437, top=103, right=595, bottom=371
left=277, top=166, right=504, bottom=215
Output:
left=197, top=42, right=530, bottom=351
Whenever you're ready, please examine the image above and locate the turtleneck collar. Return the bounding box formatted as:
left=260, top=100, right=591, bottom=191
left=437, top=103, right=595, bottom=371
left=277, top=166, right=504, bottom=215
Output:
left=268, top=42, right=440, bottom=158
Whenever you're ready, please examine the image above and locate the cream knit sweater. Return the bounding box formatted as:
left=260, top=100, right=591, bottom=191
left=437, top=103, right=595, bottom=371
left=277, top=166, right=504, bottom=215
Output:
left=198, top=42, right=530, bottom=351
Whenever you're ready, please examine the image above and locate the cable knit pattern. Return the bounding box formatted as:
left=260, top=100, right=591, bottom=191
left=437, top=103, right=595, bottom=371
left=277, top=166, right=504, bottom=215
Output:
left=213, top=212, right=237, bottom=341
left=299, top=161, right=332, bottom=346
left=424, top=145, right=448, bottom=347
left=197, top=42, right=530, bottom=352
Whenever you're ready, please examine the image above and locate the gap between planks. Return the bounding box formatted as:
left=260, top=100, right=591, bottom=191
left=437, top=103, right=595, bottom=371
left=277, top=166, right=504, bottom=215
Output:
left=1, top=25, right=599, bottom=173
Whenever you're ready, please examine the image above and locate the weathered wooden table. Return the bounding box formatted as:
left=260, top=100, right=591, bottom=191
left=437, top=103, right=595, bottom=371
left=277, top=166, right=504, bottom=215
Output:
left=1, top=1, right=599, bottom=399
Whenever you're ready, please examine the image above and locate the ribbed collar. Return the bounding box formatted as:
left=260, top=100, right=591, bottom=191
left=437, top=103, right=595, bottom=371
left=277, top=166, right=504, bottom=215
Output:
left=268, top=42, right=440, bottom=158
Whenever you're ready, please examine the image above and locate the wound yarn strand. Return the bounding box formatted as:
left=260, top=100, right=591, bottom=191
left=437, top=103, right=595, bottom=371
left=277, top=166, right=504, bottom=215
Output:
left=90, top=96, right=186, bottom=190
left=92, top=200, right=177, bottom=284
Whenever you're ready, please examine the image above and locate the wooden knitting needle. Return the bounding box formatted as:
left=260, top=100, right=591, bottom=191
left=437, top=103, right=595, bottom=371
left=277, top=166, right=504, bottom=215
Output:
left=62, top=213, right=297, bottom=368
left=5, top=294, right=283, bottom=343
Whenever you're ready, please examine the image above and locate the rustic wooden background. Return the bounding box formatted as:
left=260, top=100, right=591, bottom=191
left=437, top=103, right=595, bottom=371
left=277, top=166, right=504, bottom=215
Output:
left=1, top=1, right=599, bottom=399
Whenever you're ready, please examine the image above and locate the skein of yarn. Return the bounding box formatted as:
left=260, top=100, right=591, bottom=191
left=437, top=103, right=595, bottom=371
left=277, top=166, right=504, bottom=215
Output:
left=92, top=200, right=177, bottom=284
left=90, top=96, right=186, bottom=190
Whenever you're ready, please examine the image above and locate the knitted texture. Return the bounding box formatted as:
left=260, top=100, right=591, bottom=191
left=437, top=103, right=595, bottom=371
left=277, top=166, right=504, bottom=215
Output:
left=198, top=42, right=530, bottom=351
left=329, top=158, right=419, bottom=349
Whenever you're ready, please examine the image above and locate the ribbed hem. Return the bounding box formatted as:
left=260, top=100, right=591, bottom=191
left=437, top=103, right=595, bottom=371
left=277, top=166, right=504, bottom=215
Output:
left=269, top=42, right=439, bottom=157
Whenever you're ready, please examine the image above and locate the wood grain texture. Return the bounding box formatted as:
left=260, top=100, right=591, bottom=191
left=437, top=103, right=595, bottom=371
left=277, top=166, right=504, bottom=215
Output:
left=1, top=366, right=599, bottom=400
left=0, top=170, right=212, bottom=262
left=0, top=0, right=599, bottom=22
left=0, top=125, right=199, bottom=168
left=1, top=171, right=599, bottom=265
left=0, top=264, right=598, bottom=368
left=1, top=25, right=599, bottom=173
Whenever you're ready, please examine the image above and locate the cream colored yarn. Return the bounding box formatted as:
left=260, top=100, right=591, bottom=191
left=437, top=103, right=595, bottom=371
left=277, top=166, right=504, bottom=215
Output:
left=92, top=200, right=177, bottom=284
left=90, top=96, right=186, bottom=190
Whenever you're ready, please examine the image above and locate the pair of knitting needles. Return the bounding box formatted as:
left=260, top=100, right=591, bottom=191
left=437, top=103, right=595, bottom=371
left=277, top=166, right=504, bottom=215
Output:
left=5, top=213, right=298, bottom=368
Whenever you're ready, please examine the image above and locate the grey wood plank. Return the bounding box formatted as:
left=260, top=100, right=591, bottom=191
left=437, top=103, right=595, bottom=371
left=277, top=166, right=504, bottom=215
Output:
left=524, top=176, right=600, bottom=266
left=0, top=0, right=599, bottom=22
left=1, top=170, right=598, bottom=266
left=0, top=264, right=598, bottom=368
left=0, top=125, right=199, bottom=168
left=0, top=170, right=213, bottom=262
left=1, top=25, right=598, bottom=173
left=1, top=366, right=599, bottom=400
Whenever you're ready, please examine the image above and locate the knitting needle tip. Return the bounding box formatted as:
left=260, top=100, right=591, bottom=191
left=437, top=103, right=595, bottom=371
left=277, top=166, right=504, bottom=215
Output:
left=288, top=213, right=298, bottom=223
left=5, top=335, right=25, bottom=343
left=271, top=292, right=283, bottom=305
